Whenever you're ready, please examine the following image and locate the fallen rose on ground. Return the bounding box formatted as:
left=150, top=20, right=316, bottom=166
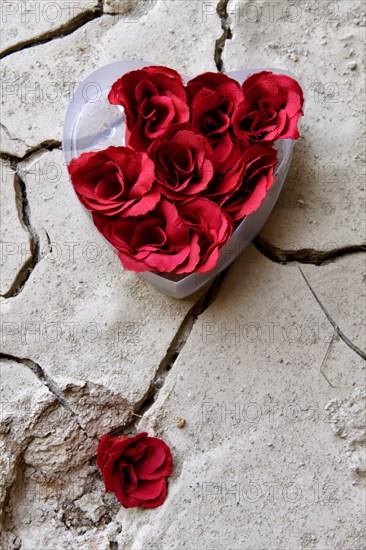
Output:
left=97, top=432, right=173, bottom=509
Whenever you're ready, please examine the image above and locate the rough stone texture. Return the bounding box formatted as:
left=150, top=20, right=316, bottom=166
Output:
left=0, top=359, right=54, bottom=513
left=0, top=358, right=99, bottom=549
left=0, top=0, right=365, bottom=548
left=103, top=0, right=156, bottom=16
left=124, top=250, right=366, bottom=550
left=223, top=0, right=366, bottom=252
left=326, top=389, right=366, bottom=475
left=302, top=254, right=366, bottom=354
left=0, top=160, right=32, bottom=296
left=0, top=1, right=101, bottom=58
left=0, top=0, right=217, bottom=157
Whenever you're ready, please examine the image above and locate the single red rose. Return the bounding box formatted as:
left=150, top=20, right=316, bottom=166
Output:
left=220, top=144, right=278, bottom=221
left=178, top=197, right=233, bottom=272
left=147, top=123, right=214, bottom=201
left=93, top=199, right=201, bottom=274
left=97, top=432, right=173, bottom=509
left=93, top=198, right=233, bottom=274
left=108, top=66, right=190, bottom=151
left=186, top=72, right=244, bottom=171
left=68, top=146, right=159, bottom=217
left=233, top=71, right=304, bottom=145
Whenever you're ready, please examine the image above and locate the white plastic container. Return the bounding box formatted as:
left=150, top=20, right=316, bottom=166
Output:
left=63, top=60, right=302, bottom=299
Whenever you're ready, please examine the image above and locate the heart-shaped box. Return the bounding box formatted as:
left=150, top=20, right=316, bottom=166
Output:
left=63, top=61, right=302, bottom=299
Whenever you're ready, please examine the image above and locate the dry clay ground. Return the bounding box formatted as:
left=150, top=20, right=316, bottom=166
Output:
left=0, top=1, right=365, bottom=549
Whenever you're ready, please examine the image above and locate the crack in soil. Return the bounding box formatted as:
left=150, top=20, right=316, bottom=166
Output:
left=299, top=267, right=366, bottom=361
left=319, top=334, right=339, bottom=389
left=1, top=143, right=61, bottom=299
left=109, top=269, right=231, bottom=436
left=254, top=236, right=366, bottom=266
left=0, top=141, right=62, bottom=167
left=0, top=354, right=86, bottom=432
left=0, top=2, right=104, bottom=60
left=215, top=0, right=232, bottom=72
left=1, top=173, right=41, bottom=299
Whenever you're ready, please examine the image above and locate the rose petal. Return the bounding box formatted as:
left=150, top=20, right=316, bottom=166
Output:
left=139, top=481, right=168, bottom=509
left=129, top=477, right=166, bottom=502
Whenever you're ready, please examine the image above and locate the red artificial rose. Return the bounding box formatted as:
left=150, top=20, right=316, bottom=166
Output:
left=97, top=432, right=172, bottom=509
left=220, top=144, right=278, bottom=221
left=186, top=72, right=244, bottom=171
left=93, top=198, right=232, bottom=274
left=93, top=199, right=201, bottom=274
left=178, top=197, right=233, bottom=272
left=68, top=146, right=159, bottom=217
left=232, top=71, right=304, bottom=145
left=108, top=66, right=190, bottom=151
left=147, top=123, right=214, bottom=201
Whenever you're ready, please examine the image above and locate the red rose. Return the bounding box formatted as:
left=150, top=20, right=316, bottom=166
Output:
left=147, top=123, right=214, bottom=201
left=93, top=198, right=232, bottom=274
left=108, top=66, right=190, bottom=151
left=68, top=146, right=159, bottom=217
left=233, top=71, right=304, bottom=145
left=220, top=144, right=278, bottom=221
left=93, top=199, right=201, bottom=274
left=186, top=72, right=244, bottom=171
left=97, top=432, right=172, bottom=509
left=178, top=197, right=233, bottom=272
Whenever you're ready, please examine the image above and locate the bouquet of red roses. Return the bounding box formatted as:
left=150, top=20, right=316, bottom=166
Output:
left=68, top=67, right=304, bottom=275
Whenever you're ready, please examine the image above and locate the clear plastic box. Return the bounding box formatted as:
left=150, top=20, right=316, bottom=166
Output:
left=63, top=60, right=303, bottom=299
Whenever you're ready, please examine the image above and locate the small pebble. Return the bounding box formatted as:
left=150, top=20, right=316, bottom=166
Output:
left=348, top=62, right=357, bottom=71
left=288, top=52, right=299, bottom=62
left=176, top=417, right=186, bottom=428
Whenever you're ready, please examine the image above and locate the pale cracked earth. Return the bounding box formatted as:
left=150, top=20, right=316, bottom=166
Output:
left=0, top=1, right=365, bottom=549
